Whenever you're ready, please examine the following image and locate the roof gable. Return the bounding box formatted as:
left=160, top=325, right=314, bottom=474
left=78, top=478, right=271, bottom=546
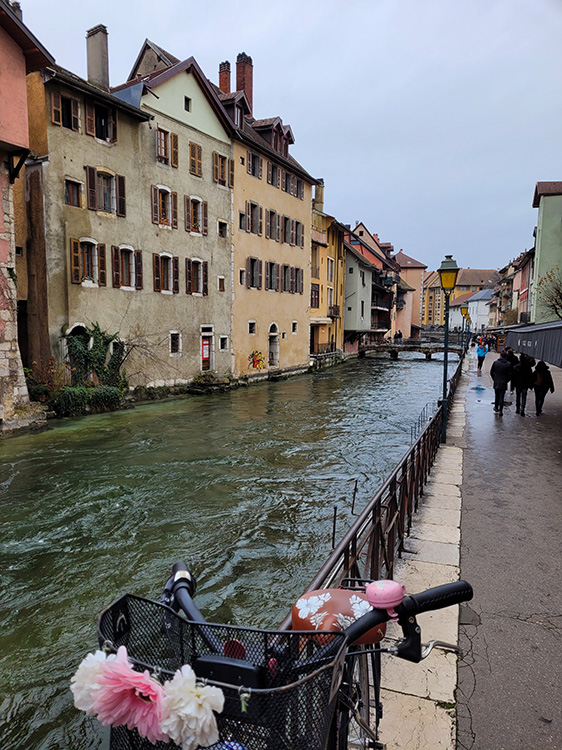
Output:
left=127, top=39, right=180, bottom=82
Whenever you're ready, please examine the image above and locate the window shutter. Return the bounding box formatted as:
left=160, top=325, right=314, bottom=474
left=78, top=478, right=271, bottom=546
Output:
left=290, top=266, right=295, bottom=293
left=196, top=144, right=202, bottom=176
left=300, top=226, right=305, bottom=248
left=189, top=143, right=196, bottom=174
left=228, top=158, right=234, bottom=188
left=291, top=175, right=297, bottom=196
left=202, top=261, right=208, bottom=296
left=70, top=238, right=80, bottom=283
left=265, top=262, right=270, bottom=290
left=51, top=92, right=62, bottom=125
left=275, top=263, right=280, bottom=292
left=173, top=256, right=179, bottom=293
left=171, top=192, right=178, bottom=228
left=153, top=253, right=161, bottom=292
left=258, top=206, right=263, bottom=236
left=111, top=245, right=120, bottom=288
left=267, top=161, right=272, bottom=185
left=245, top=201, right=251, bottom=233
left=186, top=259, right=193, bottom=294
left=171, top=133, right=179, bottom=168
left=213, top=152, right=219, bottom=182
left=276, top=218, right=281, bottom=242
left=116, top=175, right=126, bottom=217
left=85, top=101, right=95, bottom=136
left=151, top=185, right=159, bottom=224
left=258, top=260, right=263, bottom=290
left=258, top=157, right=263, bottom=179
left=71, top=99, right=79, bottom=131
left=276, top=168, right=280, bottom=189
left=299, top=181, right=304, bottom=200
left=280, top=169, right=285, bottom=191
left=86, top=166, right=97, bottom=210
left=265, top=209, right=270, bottom=239
left=97, top=244, right=107, bottom=286
left=247, top=150, right=252, bottom=174
left=202, top=202, right=208, bottom=235
left=290, top=219, right=296, bottom=246
left=109, top=109, right=117, bottom=142
left=135, top=250, right=143, bottom=289
left=184, top=195, right=191, bottom=231
left=246, top=257, right=251, bottom=288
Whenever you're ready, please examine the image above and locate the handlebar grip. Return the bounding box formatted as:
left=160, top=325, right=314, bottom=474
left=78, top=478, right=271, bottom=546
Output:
left=402, top=580, right=473, bottom=616
left=171, top=560, right=197, bottom=597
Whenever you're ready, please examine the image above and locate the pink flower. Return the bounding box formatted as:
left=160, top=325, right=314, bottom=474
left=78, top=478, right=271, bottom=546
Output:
left=92, top=646, right=169, bottom=745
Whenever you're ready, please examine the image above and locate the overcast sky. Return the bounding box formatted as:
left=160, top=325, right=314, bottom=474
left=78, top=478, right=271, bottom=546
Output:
left=18, top=0, right=562, bottom=271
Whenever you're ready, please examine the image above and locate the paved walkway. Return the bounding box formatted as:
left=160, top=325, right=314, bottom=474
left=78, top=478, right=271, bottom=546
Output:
left=377, top=349, right=562, bottom=749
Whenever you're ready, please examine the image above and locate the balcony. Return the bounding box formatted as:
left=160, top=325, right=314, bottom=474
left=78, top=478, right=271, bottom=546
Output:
left=328, top=305, right=340, bottom=318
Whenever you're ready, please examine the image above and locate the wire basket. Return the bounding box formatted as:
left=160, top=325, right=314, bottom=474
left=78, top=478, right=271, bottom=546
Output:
left=97, top=595, right=347, bottom=750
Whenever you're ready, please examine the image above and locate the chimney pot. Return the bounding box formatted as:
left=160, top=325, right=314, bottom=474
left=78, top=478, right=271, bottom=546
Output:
left=219, top=60, right=230, bottom=94
left=86, top=24, right=110, bottom=91
left=236, top=52, right=253, bottom=114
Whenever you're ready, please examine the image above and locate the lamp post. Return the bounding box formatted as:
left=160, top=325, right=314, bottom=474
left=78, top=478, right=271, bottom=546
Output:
left=460, top=304, right=468, bottom=350
left=438, top=255, right=460, bottom=443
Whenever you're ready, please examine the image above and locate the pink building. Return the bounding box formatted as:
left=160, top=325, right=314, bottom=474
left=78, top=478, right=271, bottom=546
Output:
left=0, top=1, right=53, bottom=429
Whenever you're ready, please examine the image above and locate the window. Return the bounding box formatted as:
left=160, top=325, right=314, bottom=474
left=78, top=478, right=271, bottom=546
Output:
left=327, top=257, right=335, bottom=283
left=161, top=256, right=171, bottom=291
left=157, top=129, right=169, bottom=164
left=295, top=267, right=304, bottom=294
left=265, top=261, right=279, bottom=291
left=111, top=246, right=143, bottom=290
left=218, top=276, right=225, bottom=292
left=311, top=283, right=320, bottom=308
left=15, top=246, right=23, bottom=257
left=239, top=268, right=246, bottom=285
left=120, top=248, right=133, bottom=287
left=296, top=178, right=304, bottom=200
left=151, top=185, right=178, bottom=228
left=65, top=180, right=81, bottom=207
left=51, top=92, right=79, bottom=131
left=85, top=167, right=125, bottom=216
left=189, top=142, right=203, bottom=176
left=185, top=197, right=208, bottom=235
left=282, top=264, right=291, bottom=292
left=267, top=162, right=280, bottom=187
left=282, top=216, right=291, bottom=244
left=266, top=210, right=279, bottom=240
left=186, top=259, right=208, bottom=295
left=292, top=321, right=298, bottom=334
left=184, top=96, right=191, bottom=112
left=248, top=321, right=256, bottom=334
left=295, top=221, right=304, bottom=248
left=247, top=151, right=262, bottom=178
left=245, top=201, right=262, bottom=235
left=218, top=221, right=228, bottom=238
left=153, top=253, right=179, bottom=293
left=246, top=257, right=262, bottom=289
left=219, top=336, right=228, bottom=351
left=349, top=267, right=354, bottom=274
left=213, top=152, right=233, bottom=186
left=70, top=238, right=106, bottom=286
left=239, top=212, right=246, bottom=231
left=327, top=287, right=334, bottom=309
left=170, top=331, right=181, bottom=356
left=84, top=100, right=117, bottom=141
left=361, top=300, right=365, bottom=318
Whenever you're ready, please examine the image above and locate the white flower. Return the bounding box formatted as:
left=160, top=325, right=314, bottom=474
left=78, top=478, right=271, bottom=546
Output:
left=309, top=612, right=329, bottom=629
left=295, top=593, right=331, bottom=618
left=70, top=650, right=115, bottom=715
left=350, top=595, right=373, bottom=620
left=161, top=664, right=225, bottom=750
left=335, top=613, right=355, bottom=630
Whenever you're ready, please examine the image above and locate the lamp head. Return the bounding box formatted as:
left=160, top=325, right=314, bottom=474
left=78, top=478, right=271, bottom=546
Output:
left=460, top=304, right=468, bottom=317
left=437, top=255, right=459, bottom=293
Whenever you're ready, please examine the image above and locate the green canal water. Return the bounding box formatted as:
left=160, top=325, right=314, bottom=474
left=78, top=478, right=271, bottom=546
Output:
left=0, top=354, right=455, bottom=748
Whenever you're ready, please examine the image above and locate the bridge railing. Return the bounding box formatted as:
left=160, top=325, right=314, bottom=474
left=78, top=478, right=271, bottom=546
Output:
left=278, top=353, right=466, bottom=629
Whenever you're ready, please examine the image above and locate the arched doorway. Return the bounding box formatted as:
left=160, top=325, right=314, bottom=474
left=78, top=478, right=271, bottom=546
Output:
left=268, top=323, right=279, bottom=368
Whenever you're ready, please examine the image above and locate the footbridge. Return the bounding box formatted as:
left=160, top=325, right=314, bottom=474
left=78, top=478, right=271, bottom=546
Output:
left=360, top=339, right=464, bottom=360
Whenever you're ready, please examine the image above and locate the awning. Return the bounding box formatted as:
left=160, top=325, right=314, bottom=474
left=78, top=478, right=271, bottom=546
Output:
left=505, top=320, right=562, bottom=368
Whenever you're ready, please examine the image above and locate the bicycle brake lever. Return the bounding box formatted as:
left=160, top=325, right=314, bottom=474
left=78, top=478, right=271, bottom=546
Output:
left=421, top=640, right=463, bottom=659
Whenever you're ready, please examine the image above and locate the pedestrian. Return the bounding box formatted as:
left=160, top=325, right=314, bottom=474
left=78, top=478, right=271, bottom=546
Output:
left=476, top=340, right=488, bottom=375
left=533, top=360, right=555, bottom=416
left=511, top=353, right=535, bottom=416
left=397, top=330, right=403, bottom=341
left=490, top=349, right=512, bottom=416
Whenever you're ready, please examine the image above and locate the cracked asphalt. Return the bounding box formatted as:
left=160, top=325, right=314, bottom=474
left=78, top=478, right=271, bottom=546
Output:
left=457, top=352, right=562, bottom=749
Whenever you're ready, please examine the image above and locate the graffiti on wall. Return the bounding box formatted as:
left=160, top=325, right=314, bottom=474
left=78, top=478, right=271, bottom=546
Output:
left=248, top=350, right=265, bottom=370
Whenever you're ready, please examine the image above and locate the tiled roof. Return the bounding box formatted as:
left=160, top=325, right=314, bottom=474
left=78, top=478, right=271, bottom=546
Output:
left=393, top=250, right=427, bottom=269
left=238, top=117, right=315, bottom=183
left=533, top=181, right=562, bottom=207
left=457, top=268, right=500, bottom=287
left=450, top=291, right=478, bottom=307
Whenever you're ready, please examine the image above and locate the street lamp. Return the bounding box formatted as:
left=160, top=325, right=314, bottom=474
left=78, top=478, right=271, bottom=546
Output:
left=438, top=255, right=460, bottom=443
left=460, top=304, right=468, bottom=349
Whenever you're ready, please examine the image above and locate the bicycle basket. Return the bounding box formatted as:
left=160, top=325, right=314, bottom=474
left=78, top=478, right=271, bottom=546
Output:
left=97, top=594, right=347, bottom=750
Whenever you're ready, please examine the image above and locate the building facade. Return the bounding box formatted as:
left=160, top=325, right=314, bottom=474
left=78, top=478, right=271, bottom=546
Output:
left=531, top=182, right=562, bottom=323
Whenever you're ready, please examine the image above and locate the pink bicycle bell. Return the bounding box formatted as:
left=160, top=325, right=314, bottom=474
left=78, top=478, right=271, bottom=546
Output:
left=366, top=580, right=406, bottom=620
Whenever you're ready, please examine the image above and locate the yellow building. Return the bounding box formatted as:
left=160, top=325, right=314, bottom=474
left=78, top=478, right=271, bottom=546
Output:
left=310, top=181, right=345, bottom=356
left=422, top=268, right=500, bottom=326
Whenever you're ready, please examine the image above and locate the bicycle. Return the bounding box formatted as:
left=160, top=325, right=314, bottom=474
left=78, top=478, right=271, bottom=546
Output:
left=74, top=560, right=473, bottom=750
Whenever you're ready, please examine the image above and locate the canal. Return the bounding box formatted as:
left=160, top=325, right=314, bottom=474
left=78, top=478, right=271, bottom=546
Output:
left=0, top=353, right=456, bottom=748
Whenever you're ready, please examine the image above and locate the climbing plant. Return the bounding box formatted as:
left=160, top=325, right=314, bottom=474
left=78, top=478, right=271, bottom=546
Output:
left=65, top=322, right=126, bottom=388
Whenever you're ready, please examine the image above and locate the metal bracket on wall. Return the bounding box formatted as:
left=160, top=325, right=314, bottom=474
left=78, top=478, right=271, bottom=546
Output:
left=8, top=149, right=29, bottom=184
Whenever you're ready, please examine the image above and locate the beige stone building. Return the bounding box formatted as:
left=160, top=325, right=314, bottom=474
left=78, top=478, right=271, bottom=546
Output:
left=393, top=250, right=427, bottom=338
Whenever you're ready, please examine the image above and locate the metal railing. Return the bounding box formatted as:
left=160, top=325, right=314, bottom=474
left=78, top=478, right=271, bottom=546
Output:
left=279, top=353, right=465, bottom=629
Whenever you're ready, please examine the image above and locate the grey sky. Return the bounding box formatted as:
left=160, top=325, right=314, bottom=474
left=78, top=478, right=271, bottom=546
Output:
left=18, top=0, right=562, bottom=271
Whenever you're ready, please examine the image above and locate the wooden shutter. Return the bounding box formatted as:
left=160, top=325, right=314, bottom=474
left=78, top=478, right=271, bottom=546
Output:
left=276, top=167, right=281, bottom=188
left=257, top=260, right=263, bottom=290
left=258, top=157, right=263, bottom=179
left=171, top=133, right=179, bottom=168
left=267, top=161, right=272, bottom=184
left=213, top=152, right=219, bottom=182
left=189, top=143, right=196, bottom=174
left=228, top=158, right=234, bottom=188
left=290, top=266, right=295, bottom=293
left=275, top=263, right=280, bottom=292
left=202, top=262, right=208, bottom=296
left=186, top=259, right=192, bottom=294
left=247, top=150, right=252, bottom=174
left=290, top=219, right=296, bottom=246
left=246, top=257, right=251, bottom=288
left=111, top=246, right=120, bottom=288
left=51, top=92, right=62, bottom=125
left=245, top=201, right=251, bottom=233
left=85, top=101, right=95, bottom=136
left=300, top=225, right=305, bottom=248
left=109, top=109, right=117, bottom=142
left=276, top=217, right=281, bottom=242
left=265, top=210, right=270, bottom=239
left=298, top=180, right=304, bottom=200
left=265, top=262, right=270, bottom=290
left=258, top=206, right=263, bottom=236
left=98, top=244, right=107, bottom=286
left=173, top=257, right=179, bottom=293
left=202, top=202, right=208, bottom=235
left=151, top=186, right=159, bottom=224
left=196, top=144, right=202, bottom=176
left=153, top=253, right=161, bottom=292
left=70, top=238, right=80, bottom=283
left=135, top=250, right=143, bottom=289
left=116, top=175, right=126, bottom=217
left=171, top=192, right=178, bottom=228
left=291, top=175, right=297, bottom=196
left=71, top=99, right=79, bottom=131
left=184, top=195, right=191, bottom=231
left=86, top=166, right=97, bottom=210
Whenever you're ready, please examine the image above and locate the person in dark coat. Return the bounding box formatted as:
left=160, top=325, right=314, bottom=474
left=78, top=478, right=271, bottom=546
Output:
left=511, top=353, right=535, bottom=416
left=533, top=361, right=555, bottom=416
left=490, top=350, right=512, bottom=415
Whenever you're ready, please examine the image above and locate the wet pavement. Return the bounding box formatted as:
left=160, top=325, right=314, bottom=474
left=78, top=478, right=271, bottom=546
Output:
left=457, top=350, right=562, bottom=749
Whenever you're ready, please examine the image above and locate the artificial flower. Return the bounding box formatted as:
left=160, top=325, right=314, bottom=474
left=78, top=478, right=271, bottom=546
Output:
left=92, top=646, right=169, bottom=745
left=70, top=649, right=116, bottom=714
left=349, top=595, right=373, bottom=619
left=295, top=592, right=331, bottom=618
left=161, top=664, right=225, bottom=750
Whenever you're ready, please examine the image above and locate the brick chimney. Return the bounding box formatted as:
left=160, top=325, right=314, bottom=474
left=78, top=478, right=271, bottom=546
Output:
left=219, top=61, right=231, bottom=94
left=313, top=180, right=324, bottom=212
left=86, top=24, right=109, bottom=91
left=236, top=52, right=253, bottom=114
